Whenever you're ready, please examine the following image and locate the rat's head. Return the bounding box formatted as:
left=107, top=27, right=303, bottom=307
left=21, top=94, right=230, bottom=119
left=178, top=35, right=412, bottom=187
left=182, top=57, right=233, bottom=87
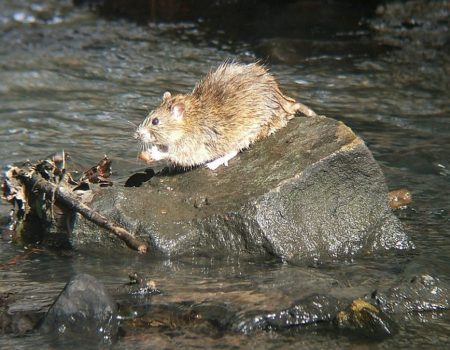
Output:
left=135, top=91, right=188, bottom=147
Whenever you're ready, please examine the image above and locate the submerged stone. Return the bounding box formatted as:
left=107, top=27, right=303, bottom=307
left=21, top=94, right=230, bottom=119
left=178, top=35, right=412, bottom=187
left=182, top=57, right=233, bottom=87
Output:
left=68, top=116, right=411, bottom=262
left=231, top=294, right=343, bottom=333
left=372, top=274, right=449, bottom=315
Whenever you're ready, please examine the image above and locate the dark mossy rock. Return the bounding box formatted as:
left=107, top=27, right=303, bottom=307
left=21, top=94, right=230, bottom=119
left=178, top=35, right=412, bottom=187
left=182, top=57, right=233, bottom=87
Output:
left=70, top=115, right=412, bottom=263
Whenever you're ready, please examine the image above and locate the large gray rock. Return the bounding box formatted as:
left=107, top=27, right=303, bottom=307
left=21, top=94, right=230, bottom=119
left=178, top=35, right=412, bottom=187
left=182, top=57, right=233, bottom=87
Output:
left=72, top=116, right=412, bottom=262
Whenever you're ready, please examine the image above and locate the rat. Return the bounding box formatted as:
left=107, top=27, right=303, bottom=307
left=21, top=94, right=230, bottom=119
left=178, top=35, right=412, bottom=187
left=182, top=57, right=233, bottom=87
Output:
left=134, top=61, right=316, bottom=170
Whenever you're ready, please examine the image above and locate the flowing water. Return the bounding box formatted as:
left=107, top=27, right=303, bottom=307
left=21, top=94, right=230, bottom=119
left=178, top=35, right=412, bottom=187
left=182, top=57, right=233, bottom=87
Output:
left=0, top=0, right=449, bottom=348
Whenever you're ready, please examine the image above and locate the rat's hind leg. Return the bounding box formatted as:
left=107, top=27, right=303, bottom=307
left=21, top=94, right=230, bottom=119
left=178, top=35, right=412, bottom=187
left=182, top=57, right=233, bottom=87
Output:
left=205, top=150, right=239, bottom=170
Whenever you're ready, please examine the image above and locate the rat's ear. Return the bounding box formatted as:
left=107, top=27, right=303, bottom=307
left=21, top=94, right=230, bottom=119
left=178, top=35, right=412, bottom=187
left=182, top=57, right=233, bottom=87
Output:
left=163, top=91, right=171, bottom=101
left=171, top=103, right=185, bottom=121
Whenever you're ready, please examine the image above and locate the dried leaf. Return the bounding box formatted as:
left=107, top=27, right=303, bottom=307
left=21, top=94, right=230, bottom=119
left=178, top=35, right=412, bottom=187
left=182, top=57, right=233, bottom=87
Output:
left=81, top=156, right=113, bottom=186
left=388, top=188, right=412, bottom=209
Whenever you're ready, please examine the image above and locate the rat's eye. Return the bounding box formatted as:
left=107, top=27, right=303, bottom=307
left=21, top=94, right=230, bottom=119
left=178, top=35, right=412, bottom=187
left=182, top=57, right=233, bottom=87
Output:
left=151, top=118, right=159, bottom=126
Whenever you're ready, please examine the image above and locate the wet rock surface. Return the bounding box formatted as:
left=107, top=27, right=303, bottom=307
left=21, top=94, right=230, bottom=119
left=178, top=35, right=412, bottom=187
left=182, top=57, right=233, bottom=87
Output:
left=372, top=274, right=449, bottom=315
left=72, top=116, right=411, bottom=262
left=40, top=273, right=118, bottom=345
left=2, top=268, right=448, bottom=342
left=118, top=273, right=448, bottom=340
left=335, top=299, right=397, bottom=338
left=231, top=294, right=344, bottom=334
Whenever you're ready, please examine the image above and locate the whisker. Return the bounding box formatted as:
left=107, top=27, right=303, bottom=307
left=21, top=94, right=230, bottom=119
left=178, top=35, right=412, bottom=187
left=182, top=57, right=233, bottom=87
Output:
left=110, top=113, right=140, bottom=130
left=124, top=119, right=138, bottom=128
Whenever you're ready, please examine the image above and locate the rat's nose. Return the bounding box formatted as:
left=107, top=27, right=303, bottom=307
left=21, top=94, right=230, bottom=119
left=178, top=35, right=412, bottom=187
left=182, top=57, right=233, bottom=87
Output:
left=134, top=126, right=152, bottom=143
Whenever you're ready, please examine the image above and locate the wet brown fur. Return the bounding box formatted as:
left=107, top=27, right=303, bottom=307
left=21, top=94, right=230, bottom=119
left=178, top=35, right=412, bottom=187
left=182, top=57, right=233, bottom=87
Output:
left=137, top=62, right=314, bottom=167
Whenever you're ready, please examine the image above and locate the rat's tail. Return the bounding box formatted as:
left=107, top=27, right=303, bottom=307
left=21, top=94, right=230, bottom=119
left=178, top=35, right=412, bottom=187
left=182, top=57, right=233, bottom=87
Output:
left=293, top=102, right=317, bottom=117
left=275, top=87, right=317, bottom=118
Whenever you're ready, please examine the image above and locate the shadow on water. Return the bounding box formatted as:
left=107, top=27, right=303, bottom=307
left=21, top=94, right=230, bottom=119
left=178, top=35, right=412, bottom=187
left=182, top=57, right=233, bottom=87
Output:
left=1, top=0, right=449, bottom=349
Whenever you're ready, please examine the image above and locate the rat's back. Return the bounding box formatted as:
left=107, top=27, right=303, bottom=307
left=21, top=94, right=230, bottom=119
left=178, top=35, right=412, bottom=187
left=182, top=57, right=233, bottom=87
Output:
left=190, top=62, right=299, bottom=151
left=193, top=62, right=280, bottom=113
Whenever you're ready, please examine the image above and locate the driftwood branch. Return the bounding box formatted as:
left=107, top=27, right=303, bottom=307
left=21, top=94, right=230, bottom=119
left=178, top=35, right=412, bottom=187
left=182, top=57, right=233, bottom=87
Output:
left=16, top=170, right=148, bottom=254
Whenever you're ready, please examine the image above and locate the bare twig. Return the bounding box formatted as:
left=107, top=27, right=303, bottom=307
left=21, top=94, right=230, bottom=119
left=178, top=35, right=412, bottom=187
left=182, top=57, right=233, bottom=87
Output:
left=15, top=169, right=148, bottom=254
